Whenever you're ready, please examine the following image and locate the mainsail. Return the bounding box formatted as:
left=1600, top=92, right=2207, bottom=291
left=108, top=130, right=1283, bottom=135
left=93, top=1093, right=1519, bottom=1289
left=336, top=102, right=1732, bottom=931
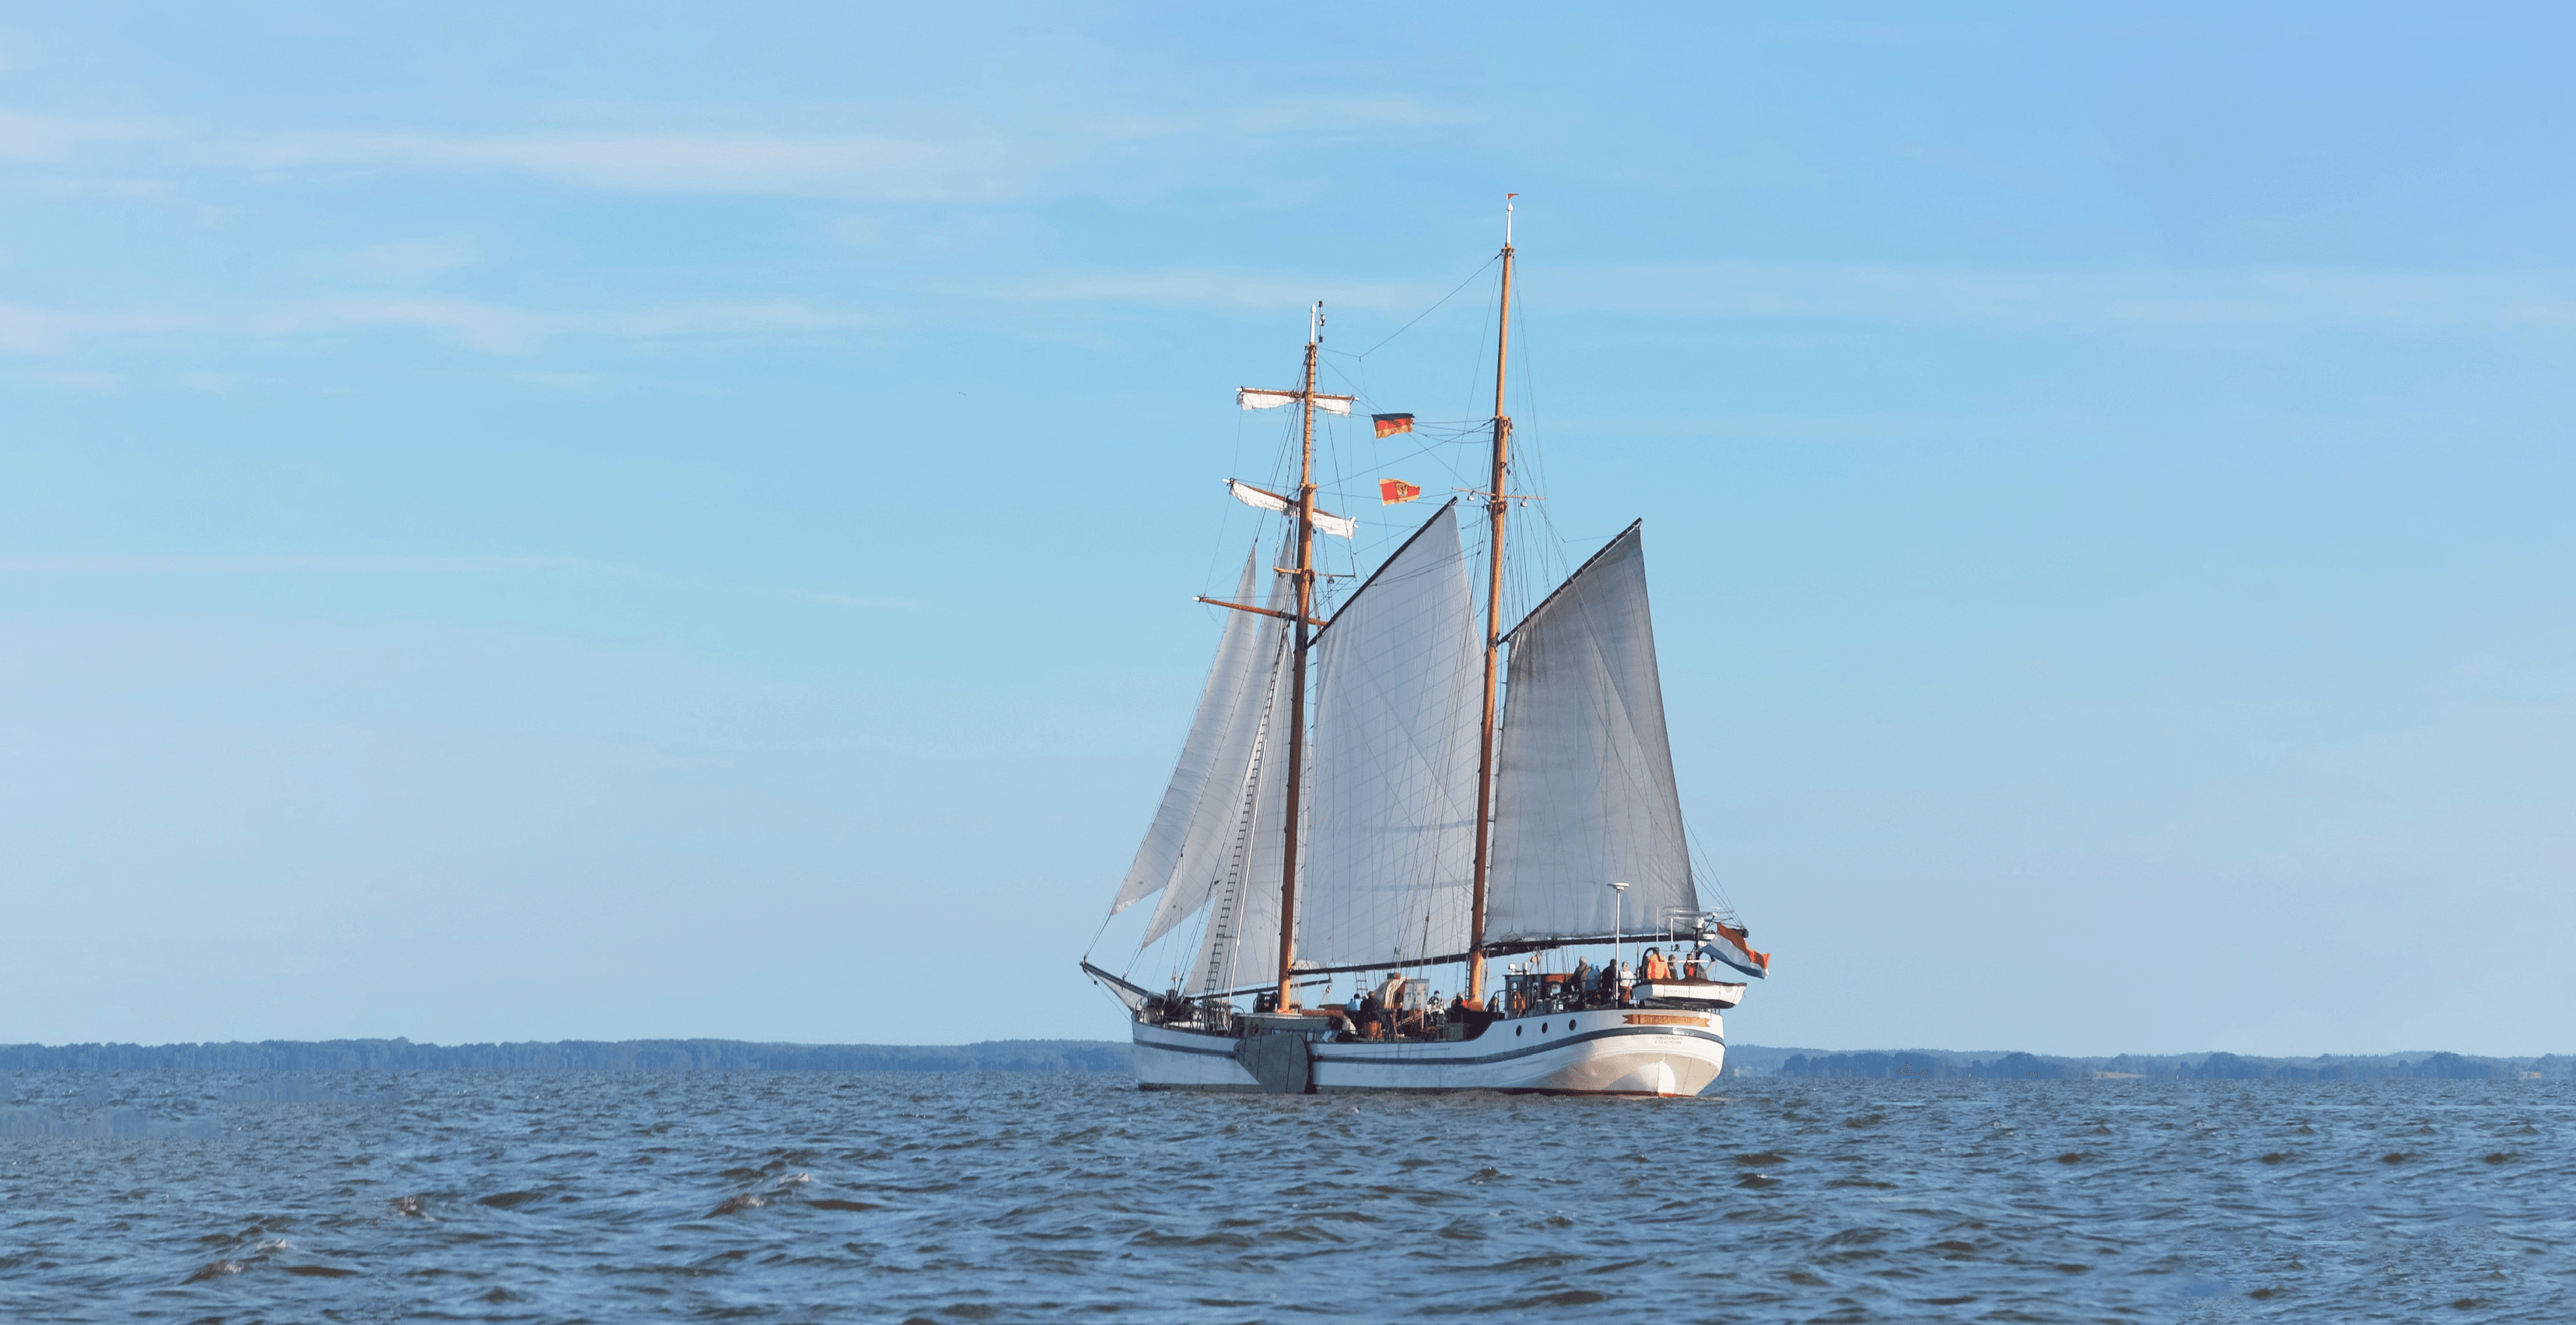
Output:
left=1297, top=503, right=1483, bottom=973
left=1482, top=524, right=1699, bottom=946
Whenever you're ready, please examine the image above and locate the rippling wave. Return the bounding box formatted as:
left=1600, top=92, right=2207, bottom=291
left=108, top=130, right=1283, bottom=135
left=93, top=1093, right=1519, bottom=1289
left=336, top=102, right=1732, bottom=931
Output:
left=0, top=1073, right=2565, bottom=1320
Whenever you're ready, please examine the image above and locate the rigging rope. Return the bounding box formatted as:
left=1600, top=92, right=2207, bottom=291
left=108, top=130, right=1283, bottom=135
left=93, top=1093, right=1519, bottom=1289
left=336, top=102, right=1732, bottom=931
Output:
left=1322, top=254, right=1500, bottom=363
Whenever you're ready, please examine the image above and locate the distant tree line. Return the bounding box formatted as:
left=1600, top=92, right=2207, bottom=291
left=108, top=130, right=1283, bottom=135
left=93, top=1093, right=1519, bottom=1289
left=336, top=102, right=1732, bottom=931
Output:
left=0, top=1039, right=1132, bottom=1074
left=1773, top=1050, right=2571, bottom=1081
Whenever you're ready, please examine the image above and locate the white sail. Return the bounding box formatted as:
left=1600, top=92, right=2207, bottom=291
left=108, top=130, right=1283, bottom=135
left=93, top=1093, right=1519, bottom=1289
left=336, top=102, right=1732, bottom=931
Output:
left=1111, top=549, right=1276, bottom=917
left=1297, top=503, right=1483, bottom=973
left=1483, top=524, right=1699, bottom=945
left=1181, top=678, right=1295, bottom=993
left=1227, top=478, right=1356, bottom=539
left=1238, top=388, right=1355, bottom=416
left=1127, top=546, right=1299, bottom=961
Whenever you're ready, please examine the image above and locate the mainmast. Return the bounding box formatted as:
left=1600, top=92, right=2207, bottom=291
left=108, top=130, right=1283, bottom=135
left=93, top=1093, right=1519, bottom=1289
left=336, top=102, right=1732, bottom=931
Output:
left=1273, top=302, right=1323, bottom=1010
left=1465, top=198, right=1516, bottom=1006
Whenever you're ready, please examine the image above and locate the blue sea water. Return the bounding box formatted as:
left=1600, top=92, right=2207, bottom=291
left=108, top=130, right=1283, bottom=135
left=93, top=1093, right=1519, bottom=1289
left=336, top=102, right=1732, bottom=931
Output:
left=0, top=1071, right=2567, bottom=1321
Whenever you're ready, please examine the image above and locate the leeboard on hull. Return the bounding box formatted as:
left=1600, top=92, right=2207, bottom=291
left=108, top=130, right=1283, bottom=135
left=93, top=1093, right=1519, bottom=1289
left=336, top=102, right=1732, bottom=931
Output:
left=1130, top=1011, right=1725, bottom=1096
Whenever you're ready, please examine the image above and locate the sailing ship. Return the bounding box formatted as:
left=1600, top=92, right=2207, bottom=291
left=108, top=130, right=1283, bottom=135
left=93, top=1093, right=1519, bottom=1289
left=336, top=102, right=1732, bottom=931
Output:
left=1081, top=211, right=1770, bottom=1095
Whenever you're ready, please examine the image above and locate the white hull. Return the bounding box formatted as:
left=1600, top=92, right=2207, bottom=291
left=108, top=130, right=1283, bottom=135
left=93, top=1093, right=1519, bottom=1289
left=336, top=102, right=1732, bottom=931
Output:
left=1131, top=1009, right=1725, bottom=1096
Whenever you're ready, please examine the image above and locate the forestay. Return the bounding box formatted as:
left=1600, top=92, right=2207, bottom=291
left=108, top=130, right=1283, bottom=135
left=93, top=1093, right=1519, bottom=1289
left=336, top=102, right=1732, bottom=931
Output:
left=1297, top=503, right=1484, bottom=973
left=1482, top=524, right=1699, bottom=945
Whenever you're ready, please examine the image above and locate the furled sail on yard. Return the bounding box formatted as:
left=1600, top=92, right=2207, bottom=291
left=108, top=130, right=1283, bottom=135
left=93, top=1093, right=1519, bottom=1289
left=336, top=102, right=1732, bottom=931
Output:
left=1227, top=479, right=1357, bottom=539
left=1238, top=387, right=1354, bottom=416
left=1482, top=524, right=1699, bottom=946
left=1297, top=502, right=1483, bottom=972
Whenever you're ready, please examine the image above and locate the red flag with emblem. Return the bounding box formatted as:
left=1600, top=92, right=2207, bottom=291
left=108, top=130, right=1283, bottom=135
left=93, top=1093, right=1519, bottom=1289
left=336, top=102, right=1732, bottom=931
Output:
left=1380, top=478, right=1423, bottom=505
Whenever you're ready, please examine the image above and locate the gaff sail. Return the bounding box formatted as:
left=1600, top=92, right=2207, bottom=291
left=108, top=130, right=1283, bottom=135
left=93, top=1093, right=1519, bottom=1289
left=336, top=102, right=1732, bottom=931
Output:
left=1296, top=502, right=1483, bottom=973
left=1482, top=524, right=1701, bottom=950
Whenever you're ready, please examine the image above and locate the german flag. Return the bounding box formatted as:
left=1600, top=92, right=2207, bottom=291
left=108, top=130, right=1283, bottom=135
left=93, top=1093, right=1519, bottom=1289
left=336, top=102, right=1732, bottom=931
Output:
left=1372, top=412, right=1415, bottom=439
left=1380, top=478, right=1423, bottom=505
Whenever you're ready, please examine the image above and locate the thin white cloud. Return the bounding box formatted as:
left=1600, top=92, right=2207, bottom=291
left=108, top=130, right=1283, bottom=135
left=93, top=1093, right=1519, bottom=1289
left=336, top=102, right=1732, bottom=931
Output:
left=0, top=556, right=925, bottom=613
left=2, top=105, right=1041, bottom=201
left=1006, top=269, right=1440, bottom=315
left=18, top=175, right=173, bottom=200
left=9, top=103, right=1468, bottom=206
left=23, top=265, right=2567, bottom=361
left=255, top=298, right=545, bottom=352
left=221, top=131, right=1038, bottom=202
left=1234, top=96, right=1478, bottom=134
left=1550, top=263, right=2576, bottom=330
left=28, top=366, right=118, bottom=391
left=999, top=262, right=2576, bottom=335
left=0, top=110, right=170, bottom=162
left=0, top=556, right=586, bottom=573
left=271, top=296, right=869, bottom=352
left=342, top=238, right=480, bottom=279
left=1, top=297, right=868, bottom=356
left=0, top=303, right=198, bottom=352
left=505, top=370, right=599, bottom=391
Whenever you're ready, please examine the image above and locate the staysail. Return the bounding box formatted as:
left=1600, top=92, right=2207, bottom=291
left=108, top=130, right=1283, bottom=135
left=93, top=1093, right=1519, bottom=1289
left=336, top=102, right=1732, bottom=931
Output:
left=1297, top=502, right=1484, bottom=973
left=1111, top=548, right=1280, bottom=919
left=1180, top=687, right=1294, bottom=993
left=1127, top=542, right=1302, bottom=992
left=1482, top=523, right=1699, bottom=945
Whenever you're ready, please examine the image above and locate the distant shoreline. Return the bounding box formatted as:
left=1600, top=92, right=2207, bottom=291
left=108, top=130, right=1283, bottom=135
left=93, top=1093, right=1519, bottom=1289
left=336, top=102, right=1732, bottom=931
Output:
left=0, top=1039, right=1129, bottom=1074
left=1, top=1039, right=2567, bottom=1079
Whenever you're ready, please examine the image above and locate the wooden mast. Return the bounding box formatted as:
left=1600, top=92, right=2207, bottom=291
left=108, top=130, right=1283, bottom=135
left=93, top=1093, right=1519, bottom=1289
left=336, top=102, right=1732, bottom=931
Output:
left=1273, top=303, right=1322, bottom=1010
left=1465, top=200, right=1516, bottom=1007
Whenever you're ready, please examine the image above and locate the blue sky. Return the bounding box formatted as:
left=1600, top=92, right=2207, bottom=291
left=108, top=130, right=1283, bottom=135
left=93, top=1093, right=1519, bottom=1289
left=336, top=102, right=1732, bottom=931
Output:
left=4, top=4, right=2571, bottom=1055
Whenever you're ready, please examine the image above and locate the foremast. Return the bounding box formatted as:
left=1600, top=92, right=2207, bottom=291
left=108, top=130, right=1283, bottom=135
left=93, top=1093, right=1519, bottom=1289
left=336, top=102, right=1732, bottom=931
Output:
left=1466, top=198, right=1517, bottom=1007
left=1273, top=305, right=1323, bottom=1010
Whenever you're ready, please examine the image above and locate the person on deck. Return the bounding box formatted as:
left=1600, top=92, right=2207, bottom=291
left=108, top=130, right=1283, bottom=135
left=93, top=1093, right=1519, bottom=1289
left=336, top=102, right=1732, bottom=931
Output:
left=1364, top=972, right=1405, bottom=1038
left=1641, top=948, right=1670, bottom=981
left=1570, top=957, right=1592, bottom=1010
